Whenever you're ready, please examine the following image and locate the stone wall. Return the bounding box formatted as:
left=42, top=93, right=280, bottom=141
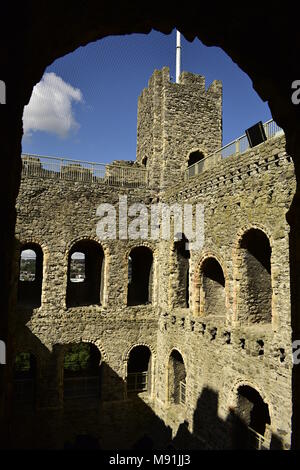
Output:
left=136, top=67, right=222, bottom=188
left=11, top=64, right=296, bottom=449
left=11, top=129, right=295, bottom=449
left=154, top=133, right=294, bottom=449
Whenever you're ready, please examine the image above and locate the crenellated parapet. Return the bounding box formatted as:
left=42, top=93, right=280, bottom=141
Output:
left=136, top=67, right=222, bottom=188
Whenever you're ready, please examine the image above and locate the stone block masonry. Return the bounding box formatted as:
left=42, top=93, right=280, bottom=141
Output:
left=137, top=67, right=222, bottom=189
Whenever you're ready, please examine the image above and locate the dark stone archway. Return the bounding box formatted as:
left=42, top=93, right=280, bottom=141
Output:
left=1, top=2, right=300, bottom=448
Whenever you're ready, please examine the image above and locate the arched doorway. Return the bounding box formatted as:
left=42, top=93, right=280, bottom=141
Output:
left=200, top=257, right=226, bottom=317
left=233, top=385, right=271, bottom=449
left=237, top=229, right=272, bottom=324
left=63, top=343, right=102, bottom=401
left=66, top=240, right=104, bottom=307
left=127, top=247, right=153, bottom=306
left=168, top=350, right=186, bottom=405
left=18, top=244, right=43, bottom=308
left=126, top=345, right=152, bottom=395
left=172, top=235, right=190, bottom=308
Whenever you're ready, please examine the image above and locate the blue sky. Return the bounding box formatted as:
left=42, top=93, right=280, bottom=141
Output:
left=22, top=30, right=272, bottom=164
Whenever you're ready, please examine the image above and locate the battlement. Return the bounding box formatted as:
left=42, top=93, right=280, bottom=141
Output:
left=136, top=67, right=222, bottom=188
left=141, top=67, right=220, bottom=93
left=179, top=70, right=206, bottom=88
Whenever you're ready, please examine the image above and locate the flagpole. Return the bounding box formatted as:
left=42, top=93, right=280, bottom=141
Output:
left=176, top=30, right=181, bottom=84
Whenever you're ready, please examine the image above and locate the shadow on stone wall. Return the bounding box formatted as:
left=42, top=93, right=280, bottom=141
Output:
left=173, top=387, right=284, bottom=450
left=9, top=327, right=285, bottom=450
left=288, top=192, right=300, bottom=449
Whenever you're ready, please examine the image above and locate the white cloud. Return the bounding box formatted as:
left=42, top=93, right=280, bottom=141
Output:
left=23, top=72, right=83, bottom=138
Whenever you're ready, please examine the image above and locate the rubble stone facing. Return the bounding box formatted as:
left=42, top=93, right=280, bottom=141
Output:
left=137, top=68, right=222, bottom=188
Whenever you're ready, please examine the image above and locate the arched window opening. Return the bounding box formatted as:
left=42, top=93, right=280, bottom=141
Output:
left=67, top=240, right=104, bottom=307
left=63, top=343, right=102, bottom=400
left=127, top=247, right=153, bottom=306
left=201, top=258, right=226, bottom=316
left=127, top=346, right=151, bottom=394
left=188, top=150, right=204, bottom=167
left=187, top=150, right=205, bottom=177
left=238, top=229, right=272, bottom=324
left=173, top=236, right=190, bottom=308
left=18, top=244, right=43, bottom=308
left=13, top=352, right=36, bottom=406
left=168, top=350, right=186, bottom=405
left=141, top=156, right=148, bottom=167
left=234, top=385, right=271, bottom=449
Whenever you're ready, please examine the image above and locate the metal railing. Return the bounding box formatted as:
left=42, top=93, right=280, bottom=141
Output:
left=127, top=372, right=148, bottom=392
left=186, top=118, right=284, bottom=180
left=64, top=376, right=99, bottom=399
left=248, top=427, right=268, bottom=450
left=21, top=154, right=148, bottom=188
left=179, top=380, right=186, bottom=404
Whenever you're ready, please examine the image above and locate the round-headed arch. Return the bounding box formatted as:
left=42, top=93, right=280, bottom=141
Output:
left=234, top=223, right=273, bottom=252
left=123, top=341, right=156, bottom=364
left=187, top=148, right=206, bottom=167
left=193, top=251, right=228, bottom=317
left=167, top=348, right=187, bottom=405
left=228, top=378, right=273, bottom=447
left=127, top=244, right=154, bottom=306
left=66, top=237, right=105, bottom=308
left=171, top=234, right=190, bottom=308
left=18, top=239, right=47, bottom=308
left=65, top=235, right=109, bottom=260
left=234, top=225, right=272, bottom=325
left=80, top=338, right=109, bottom=364
left=18, top=237, right=49, bottom=256
left=124, top=343, right=155, bottom=395
left=124, top=241, right=157, bottom=262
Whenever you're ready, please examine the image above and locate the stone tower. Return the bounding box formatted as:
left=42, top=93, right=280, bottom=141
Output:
left=136, top=66, right=222, bottom=188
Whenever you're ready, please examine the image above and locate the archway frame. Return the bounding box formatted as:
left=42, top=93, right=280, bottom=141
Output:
left=64, top=235, right=109, bottom=308
left=232, top=223, right=275, bottom=327
left=226, top=377, right=274, bottom=444
left=124, top=242, right=157, bottom=307
left=123, top=342, right=156, bottom=399
left=185, top=147, right=208, bottom=171
left=169, top=235, right=190, bottom=309
left=164, top=346, right=188, bottom=406
left=193, top=250, right=229, bottom=318
left=16, top=237, right=49, bottom=309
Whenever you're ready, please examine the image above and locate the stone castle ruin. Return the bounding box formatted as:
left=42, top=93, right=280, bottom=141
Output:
left=12, top=67, right=294, bottom=449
